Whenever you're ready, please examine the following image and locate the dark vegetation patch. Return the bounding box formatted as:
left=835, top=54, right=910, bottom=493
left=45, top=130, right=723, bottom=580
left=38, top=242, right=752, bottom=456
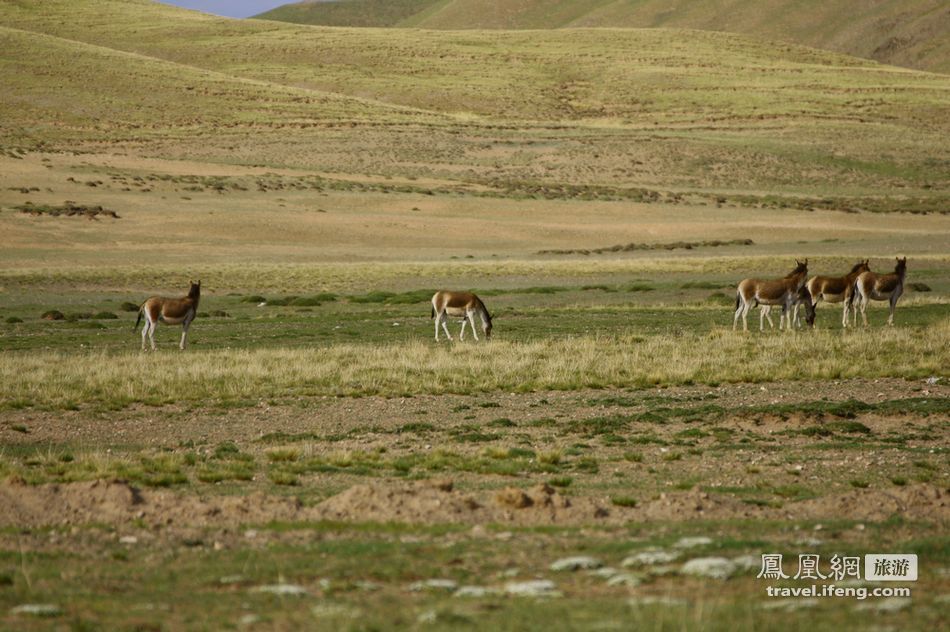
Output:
left=538, top=239, right=754, bottom=256
left=14, top=202, right=120, bottom=219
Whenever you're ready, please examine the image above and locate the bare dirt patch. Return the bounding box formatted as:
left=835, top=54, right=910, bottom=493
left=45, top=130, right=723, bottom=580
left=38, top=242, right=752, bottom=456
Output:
left=2, top=477, right=945, bottom=531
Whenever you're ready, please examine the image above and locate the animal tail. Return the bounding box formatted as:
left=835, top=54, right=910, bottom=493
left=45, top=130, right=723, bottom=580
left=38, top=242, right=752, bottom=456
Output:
left=734, top=292, right=740, bottom=311
left=134, top=303, right=145, bottom=331
left=431, top=305, right=435, bottom=319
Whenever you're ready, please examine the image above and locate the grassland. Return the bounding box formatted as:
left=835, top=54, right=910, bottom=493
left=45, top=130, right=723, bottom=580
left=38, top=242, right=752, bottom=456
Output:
left=0, top=1, right=947, bottom=629
left=257, top=0, right=950, bottom=74
left=2, top=0, right=949, bottom=204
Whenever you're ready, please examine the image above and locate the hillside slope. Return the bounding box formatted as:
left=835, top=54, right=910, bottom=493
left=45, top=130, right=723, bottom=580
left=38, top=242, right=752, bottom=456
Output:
left=1, top=0, right=948, bottom=200
left=256, top=0, right=950, bottom=74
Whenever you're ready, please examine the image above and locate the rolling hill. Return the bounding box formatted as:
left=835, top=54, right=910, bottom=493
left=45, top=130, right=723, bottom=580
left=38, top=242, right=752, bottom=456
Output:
left=256, top=0, right=950, bottom=74
left=1, top=0, right=948, bottom=203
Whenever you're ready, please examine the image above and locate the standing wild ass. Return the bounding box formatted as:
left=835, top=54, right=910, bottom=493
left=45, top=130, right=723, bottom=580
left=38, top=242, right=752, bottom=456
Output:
left=855, top=257, right=907, bottom=326
left=431, top=291, right=492, bottom=341
left=733, top=260, right=808, bottom=331
left=760, top=285, right=816, bottom=330
left=805, top=259, right=870, bottom=327
left=135, top=281, right=201, bottom=350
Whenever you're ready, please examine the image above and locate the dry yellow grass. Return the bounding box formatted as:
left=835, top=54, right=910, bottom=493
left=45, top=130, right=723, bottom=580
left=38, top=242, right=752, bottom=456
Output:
left=2, top=321, right=946, bottom=409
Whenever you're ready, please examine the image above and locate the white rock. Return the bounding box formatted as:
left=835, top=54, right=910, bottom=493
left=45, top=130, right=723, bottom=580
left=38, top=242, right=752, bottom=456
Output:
left=606, top=573, right=642, bottom=587
left=627, top=596, right=687, bottom=607
left=504, top=580, right=562, bottom=598
left=673, top=537, right=713, bottom=549
left=10, top=604, right=61, bottom=616
left=409, top=579, right=458, bottom=592
left=622, top=549, right=680, bottom=566
left=238, top=614, right=261, bottom=626
left=250, top=584, right=308, bottom=596
left=680, top=557, right=737, bottom=580
left=454, top=585, right=501, bottom=598
left=731, top=555, right=761, bottom=572
left=119, top=535, right=138, bottom=545
left=550, top=556, right=603, bottom=571
left=588, top=567, right=620, bottom=579
left=855, top=597, right=911, bottom=612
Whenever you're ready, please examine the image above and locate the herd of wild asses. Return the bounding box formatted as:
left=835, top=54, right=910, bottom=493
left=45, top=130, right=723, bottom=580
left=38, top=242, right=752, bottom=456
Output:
left=131, top=259, right=909, bottom=349
left=733, top=258, right=907, bottom=332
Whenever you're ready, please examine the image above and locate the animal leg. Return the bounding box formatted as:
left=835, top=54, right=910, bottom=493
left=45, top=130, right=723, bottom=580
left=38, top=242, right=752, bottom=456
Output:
left=148, top=321, right=157, bottom=351
left=469, top=312, right=479, bottom=341
left=434, top=315, right=440, bottom=341
left=141, top=321, right=149, bottom=351
left=859, top=295, right=869, bottom=327
left=440, top=313, right=453, bottom=341
left=179, top=325, right=188, bottom=350
left=459, top=317, right=467, bottom=341
left=887, top=294, right=898, bottom=326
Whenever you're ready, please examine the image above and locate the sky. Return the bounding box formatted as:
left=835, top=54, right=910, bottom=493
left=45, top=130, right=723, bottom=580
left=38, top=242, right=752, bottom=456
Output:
left=158, top=1, right=302, bottom=19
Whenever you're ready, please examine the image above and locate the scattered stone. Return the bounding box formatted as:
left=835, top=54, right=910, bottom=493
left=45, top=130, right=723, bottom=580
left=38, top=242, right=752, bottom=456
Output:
left=588, top=567, right=620, bottom=579
left=731, top=555, right=761, bottom=572
left=10, top=604, right=61, bottom=617
left=680, top=557, right=737, bottom=580
left=238, top=614, right=260, bottom=626
left=622, top=549, right=680, bottom=566
left=550, top=556, right=603, bottom=571
left=312, top=603, right=360, bottom=618
left=855, top=597, right=911, bottom=612
left=627, top=596, right=687, bottom=607
left=606, top=573, right=642, bottom=587
left=409, top=579, right=458, bottom=592
left=504, top=580, right=562, bottom=598
left=250, top=583, right=308, bottom=596
left=119, top=535, right=138, bottom=545
left=219, top=575, right=245, bottom=585
left=673, top=536, right=713, bottom=549
left=454, top=585, right=501, bottom=598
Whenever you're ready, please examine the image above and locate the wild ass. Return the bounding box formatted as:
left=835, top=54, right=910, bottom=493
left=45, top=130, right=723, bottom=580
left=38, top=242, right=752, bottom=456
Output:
left=135, top=281, right=201, bottom=350
left=431, top=291, right=492, bottom=342
left=804, top=259, right=870, bottom=327
left=855, top=257, right=907, bottom=326
left=733, top=260, right=808, bottom=332
left=759, top=285, right=816, bottom=330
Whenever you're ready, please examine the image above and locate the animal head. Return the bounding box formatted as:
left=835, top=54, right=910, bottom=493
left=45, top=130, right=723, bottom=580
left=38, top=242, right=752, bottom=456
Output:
left=483, top=312, right=493, bottom=339
left=895, top=257, right=907, bottom=273
left=788, top=259, right=808, bottom=278
left=851, top=259, right=871, bottom=275
left=188, top=280, right=201, bottom=298
left=799, top=287, right=816, bottom=327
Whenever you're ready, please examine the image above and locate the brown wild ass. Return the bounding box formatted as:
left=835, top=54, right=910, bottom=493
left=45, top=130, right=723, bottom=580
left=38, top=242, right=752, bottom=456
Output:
left=759, top=285, right=816, bottom=330
left=733, top=260, right=808, bottom=331
left=855, top=257, right=907, bottom=326
left=804, top=259, right=870, bottom=328
left=431, top=291, right=492, bottom=342
left=135, top=281, right=201, bottom=350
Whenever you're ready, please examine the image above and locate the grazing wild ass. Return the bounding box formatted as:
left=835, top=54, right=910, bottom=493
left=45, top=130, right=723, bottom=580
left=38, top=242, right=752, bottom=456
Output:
left=733, top=260, right=808, bottom=332
left=431, top=291, right=492, bottom=342
left=805, top=259, right=870, bottom=328
left=855, top=257, right=907, bottom=326
left=135, top=281, right=201, bottom=350
left=760, top=285, right=816, bottom=330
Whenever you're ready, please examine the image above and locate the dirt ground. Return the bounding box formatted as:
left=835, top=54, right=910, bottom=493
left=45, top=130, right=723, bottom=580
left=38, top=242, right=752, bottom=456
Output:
left=2, top=378, right=946, bottom=536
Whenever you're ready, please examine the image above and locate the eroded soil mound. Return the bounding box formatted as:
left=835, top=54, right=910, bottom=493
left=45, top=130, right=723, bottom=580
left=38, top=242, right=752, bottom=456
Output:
left=0, top=479, right=946, bottom=529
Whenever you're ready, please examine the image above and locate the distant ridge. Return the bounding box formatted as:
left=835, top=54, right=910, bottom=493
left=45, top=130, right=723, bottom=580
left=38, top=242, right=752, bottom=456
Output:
left=255, top=0, right=950, bottom=74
